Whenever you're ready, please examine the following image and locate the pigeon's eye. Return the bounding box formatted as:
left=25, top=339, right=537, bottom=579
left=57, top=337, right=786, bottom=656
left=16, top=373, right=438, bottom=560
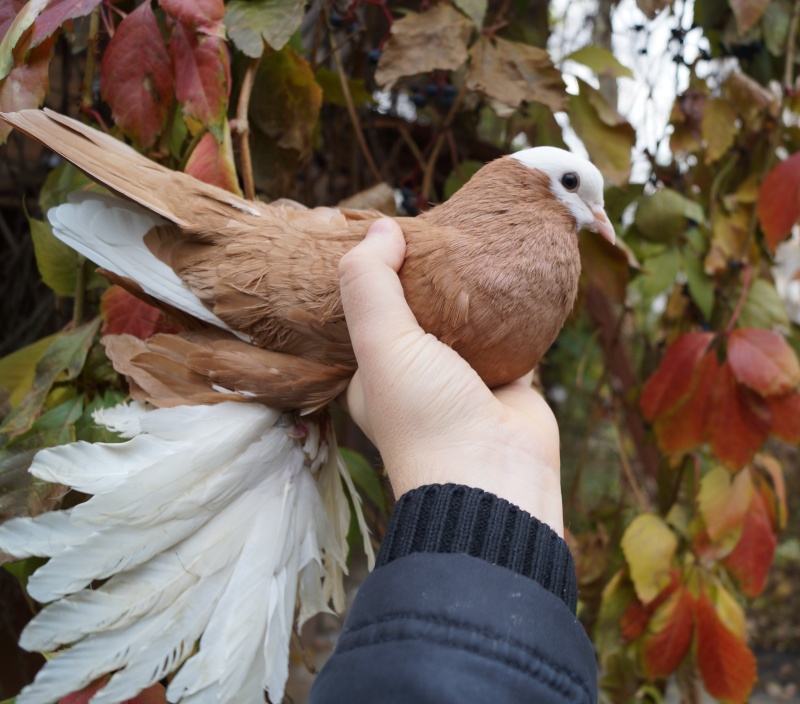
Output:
left=561, top=173, right=579, bottom=191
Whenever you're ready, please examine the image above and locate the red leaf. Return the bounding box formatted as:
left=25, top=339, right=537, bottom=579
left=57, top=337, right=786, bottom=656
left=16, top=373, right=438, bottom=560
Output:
left=768, top=392, right=800, bottom=443
left=652, top=350, right=718, bottom=454
left=160, top=0, right=224, bottom=35
left=757, top=151, right=800, bottom=252
left=60, top=676, right=167, bottom=703
left=170, top=23, right=230, bottom=130
left=707, top=361, right=770, bottom=470
left=101, top=286, right=180, bottom=340
left=723, top=490, right=777, bottom=598
left=99, top=2, right=174, bottom=148
left=640, top=332, right=715, bottom=420
left=695, top=591, right=756, bottom=704
left=0, top=0, right=25, bottom=43
left=620, top=571, right=680, bottom=643
left=31, top=0, right=103, bottom=47
left=621, top=597, right=651, bottom=642
left=728, top=328, right=800, bottom=396
left=642, top=585, right=694, bottom=680
left=0, top=37, right=54, bottom=142
left=184, top=120, right=242, bottom=195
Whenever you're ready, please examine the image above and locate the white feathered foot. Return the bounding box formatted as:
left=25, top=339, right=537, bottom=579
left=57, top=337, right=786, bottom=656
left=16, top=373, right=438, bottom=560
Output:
left=0, top=401, right=372, bottom=704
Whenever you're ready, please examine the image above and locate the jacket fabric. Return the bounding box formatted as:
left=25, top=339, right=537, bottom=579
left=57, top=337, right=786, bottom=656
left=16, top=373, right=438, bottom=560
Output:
left=309, top=484, right=598, bottom=703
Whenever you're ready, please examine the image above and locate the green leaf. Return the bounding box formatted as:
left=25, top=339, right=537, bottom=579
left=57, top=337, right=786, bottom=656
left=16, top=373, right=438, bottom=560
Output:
left=224, top=0, right=305, bottom=56
left=763, top=1, right=791, bottom=56
left=738, top=278, right=791, bottom=330
left=249, top=47, right=322, bottom=154
left=75, top=390, right=127, bottom=443
left=685, top=251, right=715, bottom=319
left=444, top=161, right=483, bottom=200
left=3, top=556, right=47, bottom=588
left=28, top=215, right=82, bottom=297
left=0, top=320, right=101, bottom=438
left=565, top=45, right=633, bottom=79
left=28, top=163, right=107, bottom=296
left=340, top=447, right=386, bottom=516
left=314, top=67, right=373, bottom=108
left=452, top=0, right=487, bottom=27
left=39, top=161, right=95, bottom=213
left=638, top=248, right=680, bottom=299
left=0, top=441, right=65, bottom=526
left=0, top=334, right=58, bottom=409
left=633, top=189, right=704, bottom=243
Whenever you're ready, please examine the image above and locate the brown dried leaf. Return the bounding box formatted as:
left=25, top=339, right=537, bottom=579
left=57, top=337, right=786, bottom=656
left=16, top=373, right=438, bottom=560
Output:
left=375, top=4, right=472, bottom=89
left=465, top=35, right=566, bottom=113
left=567, top=79, right=634, bottom=187
left=0, top=36, right=53, bottom=143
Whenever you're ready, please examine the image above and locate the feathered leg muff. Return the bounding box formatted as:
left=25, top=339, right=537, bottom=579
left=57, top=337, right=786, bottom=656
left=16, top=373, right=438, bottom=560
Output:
left=0, top=401, right=371, bottom=704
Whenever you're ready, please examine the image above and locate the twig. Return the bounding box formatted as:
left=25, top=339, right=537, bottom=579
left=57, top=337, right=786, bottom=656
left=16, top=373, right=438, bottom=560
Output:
left=740, top=0, right=800, bottom=259
left=421, top=133, right=446, bottom=205
left=325, top=9, right=382, bottom=184
left=397, top=126, right=427, bottom=170
left=235, top=57, right=261, bottom=201
left=614, top=421, right=650, bottom=513
left=314, top=26, right=365, bottom=69
left=725, top=262, right=752, bottom=332
left=420, top=82, right=467, bottom=205
left=73, top=255, right=86, bottom=325
left=80, top=8, right=101, bottom=116
left=291, top=630, right=318, bottom=675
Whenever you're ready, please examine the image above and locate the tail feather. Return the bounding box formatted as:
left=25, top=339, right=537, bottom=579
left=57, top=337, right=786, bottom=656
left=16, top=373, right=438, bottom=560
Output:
left=0, top=402, right=373, bottom=704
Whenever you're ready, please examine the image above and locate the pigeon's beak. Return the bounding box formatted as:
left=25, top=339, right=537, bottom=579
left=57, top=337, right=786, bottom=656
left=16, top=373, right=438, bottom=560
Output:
left=589, top=205, right=616, bottom=245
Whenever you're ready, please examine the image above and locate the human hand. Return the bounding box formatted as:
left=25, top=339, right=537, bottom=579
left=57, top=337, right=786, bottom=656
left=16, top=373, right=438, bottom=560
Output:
left=338, top=218, right=564, bottom=535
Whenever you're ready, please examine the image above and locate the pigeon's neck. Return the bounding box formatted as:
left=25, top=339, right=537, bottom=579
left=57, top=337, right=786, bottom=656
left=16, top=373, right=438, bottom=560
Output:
left=420, top=157, right=578, bottom=245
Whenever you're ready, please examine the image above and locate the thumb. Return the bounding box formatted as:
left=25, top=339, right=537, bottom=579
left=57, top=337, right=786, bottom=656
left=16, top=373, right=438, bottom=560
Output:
left=338, top=218, right=423, bottom=367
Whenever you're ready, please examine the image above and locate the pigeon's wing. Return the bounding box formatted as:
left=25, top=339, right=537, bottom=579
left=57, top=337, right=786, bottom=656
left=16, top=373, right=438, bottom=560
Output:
left=1, top=109, right=268, bottom=234
left=143, top=206, right=375, bottom=364
left=1, top=110, right=380, bottom=365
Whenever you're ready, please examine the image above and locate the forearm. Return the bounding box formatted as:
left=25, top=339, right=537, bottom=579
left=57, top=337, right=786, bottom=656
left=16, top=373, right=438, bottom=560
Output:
left=309, top=485, right=597, bottom=704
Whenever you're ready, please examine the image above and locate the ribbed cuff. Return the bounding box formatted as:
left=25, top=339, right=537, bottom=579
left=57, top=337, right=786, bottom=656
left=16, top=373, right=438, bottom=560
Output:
left=376, top=484, right=578, bottom=612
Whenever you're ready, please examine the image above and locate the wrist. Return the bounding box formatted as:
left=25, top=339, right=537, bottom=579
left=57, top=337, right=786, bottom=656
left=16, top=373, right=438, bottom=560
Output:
left=387, top=444, right=564, bottom=536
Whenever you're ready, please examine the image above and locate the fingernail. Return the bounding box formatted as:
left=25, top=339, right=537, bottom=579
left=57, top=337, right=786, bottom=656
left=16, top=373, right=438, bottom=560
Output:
left=366, top=218, right=396, bottom=240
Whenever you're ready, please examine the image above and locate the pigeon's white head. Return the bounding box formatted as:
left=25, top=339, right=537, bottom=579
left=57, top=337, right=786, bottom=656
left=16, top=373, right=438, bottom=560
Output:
left=510, top=147, right=615, bottom=244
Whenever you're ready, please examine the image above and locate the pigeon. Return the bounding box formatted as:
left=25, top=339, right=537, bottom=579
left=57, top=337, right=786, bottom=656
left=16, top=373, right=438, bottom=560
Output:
left=0, top=108, right=613, bottom=704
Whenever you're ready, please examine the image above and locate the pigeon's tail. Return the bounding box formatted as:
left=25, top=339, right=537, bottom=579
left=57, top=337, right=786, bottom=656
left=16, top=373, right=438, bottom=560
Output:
left=0, top=401, right=372, bottom=704
left=0, top=109, right=265, bottom=230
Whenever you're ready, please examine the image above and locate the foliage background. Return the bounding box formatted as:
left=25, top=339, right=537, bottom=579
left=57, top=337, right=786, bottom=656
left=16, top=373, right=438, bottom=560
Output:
left=1, top=0, right=800, bottom=701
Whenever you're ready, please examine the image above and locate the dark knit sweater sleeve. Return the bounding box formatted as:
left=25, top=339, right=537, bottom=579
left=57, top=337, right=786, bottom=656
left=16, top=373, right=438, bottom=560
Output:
left=376, top=483, right=578, bottom=612
left=310, top=484, right=597, bottom=704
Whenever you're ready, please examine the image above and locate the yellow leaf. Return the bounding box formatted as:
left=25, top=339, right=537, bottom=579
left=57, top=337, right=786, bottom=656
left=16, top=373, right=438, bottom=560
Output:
left=621, top=514, right=678, bottom=604
left=713, top=581, right=746, bottom=640
left=0, top=334, right=59, bottom=409
left=699, top=466, right=753, bottom=542
left=701, top=99, right=738, bottom=163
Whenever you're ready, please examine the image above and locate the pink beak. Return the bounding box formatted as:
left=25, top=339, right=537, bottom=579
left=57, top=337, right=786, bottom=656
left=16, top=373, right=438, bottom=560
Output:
left=589, top=205, right=616, bottom=245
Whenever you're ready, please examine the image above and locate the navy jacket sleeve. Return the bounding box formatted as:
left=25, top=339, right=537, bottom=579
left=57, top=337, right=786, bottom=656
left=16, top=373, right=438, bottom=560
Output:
left=309, top=484, right=597, bottom=703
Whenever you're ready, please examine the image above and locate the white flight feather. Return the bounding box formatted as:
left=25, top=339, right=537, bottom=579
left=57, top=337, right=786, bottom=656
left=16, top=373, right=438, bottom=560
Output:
left=48, top=193, right=248, bottom=340
left=0, top=401, right=374, bottom=704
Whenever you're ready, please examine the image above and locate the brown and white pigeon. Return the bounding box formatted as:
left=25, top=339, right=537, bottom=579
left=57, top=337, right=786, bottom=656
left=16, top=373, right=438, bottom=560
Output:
left=0, top=109, right=613, bottom=704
